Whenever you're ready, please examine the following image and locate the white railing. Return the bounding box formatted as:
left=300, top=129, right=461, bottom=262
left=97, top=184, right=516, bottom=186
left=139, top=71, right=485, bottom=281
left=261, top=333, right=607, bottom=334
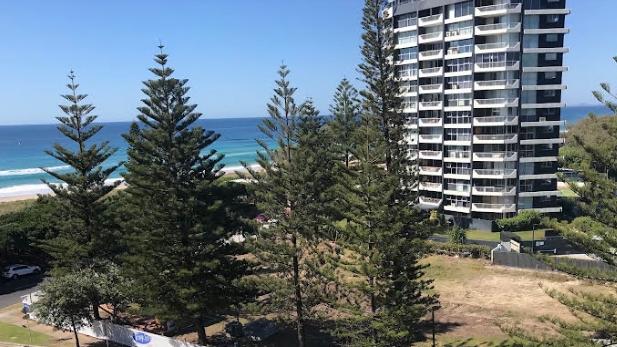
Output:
left=474, top=115, right=518, bottom=124
left=445, top=168, right=472, bottom=176
left=402, top=101, right=418, bottom=110
left=419, top=32, right=443, bottom=42
left=419, top=150, right=442, bottom=158
left=419, top=13, right=443, bottom=25
left=445, top=135, right=472, bottom=142
left=445, top=99, right=472, bottom=107
left=397, top=36, right=418, bottom=46
left=399, top=85, right=418, bottom=94
left=475, top=61, right=519, bottom=70
left=475, top=79, right=520, bottom=89
left=419, top=134, right=442, bottom=141
left=476, top=3, right=521, bottom=14
left=476, top=42, right=520, bottom=52
left=419, top=83, right=442, bottom=92
left=420, top=166, right=443, bottom=175
left=446, top=27, right=473, bottom=38
left=445, top=184, right=471, bottom=193
left=420, top=182, right=443, bottom=190
left=474, top=169, right=517, bottom=177
left=476, top=22, right=521, bottom=33
left=419, top=66, right=443, bottom=76
left=420, top=101, right=443, bottom=108
left=474, top=98, right=519, bottom=107
left=473, top=186, right=517, bottom=194
left=472, top=203, right=517, bottom=212
left=419, top=117, right=442, bottom=125
left=473, top=151, right=517, bottom=160
left=419, top=49, right=443, bottom=59
left=474, top=134, right=518, bottom=141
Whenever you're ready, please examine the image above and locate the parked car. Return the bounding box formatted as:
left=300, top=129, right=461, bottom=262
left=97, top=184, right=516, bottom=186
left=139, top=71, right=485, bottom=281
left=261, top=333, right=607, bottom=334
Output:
left=2, top=264, right=41, bottom=279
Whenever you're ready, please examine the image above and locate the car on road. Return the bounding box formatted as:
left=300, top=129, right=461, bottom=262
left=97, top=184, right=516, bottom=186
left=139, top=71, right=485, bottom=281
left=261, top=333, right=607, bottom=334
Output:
left=2, top=264, right=41, bottom=280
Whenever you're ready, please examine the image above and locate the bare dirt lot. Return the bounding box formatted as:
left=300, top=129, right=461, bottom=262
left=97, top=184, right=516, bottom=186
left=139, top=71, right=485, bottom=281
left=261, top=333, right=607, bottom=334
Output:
left=420, top=255, right=608, bottom=346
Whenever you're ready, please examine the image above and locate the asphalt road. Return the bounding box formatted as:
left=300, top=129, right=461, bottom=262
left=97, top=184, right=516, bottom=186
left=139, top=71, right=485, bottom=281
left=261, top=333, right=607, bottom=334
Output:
left=0, top=274, right=45, bottom=308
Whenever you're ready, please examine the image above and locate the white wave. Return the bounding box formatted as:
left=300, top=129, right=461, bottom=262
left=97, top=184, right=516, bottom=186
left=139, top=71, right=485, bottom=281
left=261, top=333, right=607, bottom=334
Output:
left=0, top=178, right=124, bottom=199
left=0, top=165, right=71, bottom=177
left=221, top=164, right=261, bottom=172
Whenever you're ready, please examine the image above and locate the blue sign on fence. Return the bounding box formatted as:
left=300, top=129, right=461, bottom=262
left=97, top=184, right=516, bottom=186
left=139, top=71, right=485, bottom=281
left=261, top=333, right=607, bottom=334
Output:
left=133, top=332, right=152, bottom=344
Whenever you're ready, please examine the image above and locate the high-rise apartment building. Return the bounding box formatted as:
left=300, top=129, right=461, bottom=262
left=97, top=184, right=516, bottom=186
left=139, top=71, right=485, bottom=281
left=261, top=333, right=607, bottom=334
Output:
left=385, top=0, right=569, bottom=224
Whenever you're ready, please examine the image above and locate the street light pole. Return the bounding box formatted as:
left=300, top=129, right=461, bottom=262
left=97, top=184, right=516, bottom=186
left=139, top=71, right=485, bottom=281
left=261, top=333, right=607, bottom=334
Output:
left=531, top=223, right=536, bottom=254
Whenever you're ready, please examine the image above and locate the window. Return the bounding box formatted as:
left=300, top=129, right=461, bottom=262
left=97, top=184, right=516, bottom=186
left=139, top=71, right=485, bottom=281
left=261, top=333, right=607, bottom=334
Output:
left=545, top=71, right=557, bottom=79
left=447, top=0, right=473, bottom=19
left=544, top=90, right=557, bottom=97
left=547, top=14, right=560, bottom=23
left=545, top=53, right=557, bottom=61
left=397, top=13, right=417, bottom=28
left=545, top=34, right=559, bottom=42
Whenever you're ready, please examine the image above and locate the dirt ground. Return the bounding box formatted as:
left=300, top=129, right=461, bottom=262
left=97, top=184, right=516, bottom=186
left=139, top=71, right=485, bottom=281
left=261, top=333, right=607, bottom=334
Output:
left=420, top=255, right=607, bottom=346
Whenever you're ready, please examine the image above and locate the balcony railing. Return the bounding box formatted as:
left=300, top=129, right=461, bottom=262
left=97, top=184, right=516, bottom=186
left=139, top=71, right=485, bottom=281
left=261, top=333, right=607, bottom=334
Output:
left=419, top=83, right=443, bottom=93
left=475, top=42, right=520, bottom=53
left=473, top=169, right=517, bottom=178
left=475, top=22, right=521, bottom=34
left=474, top=98, right=519, bottom=108
left=419, top=101, right=443, bottom=110
left=474, top=134, right=518, bottom=143
left=445, top=168, right=472, bottom=176
left=474, top=79, right=520, bottom=90
left=472, top=203, right=518, bottom=213
left=419, top=150, right=443, bottom=159
left=399, top=85, right=418, bottom=94
left=445, top=81, right=473, bottom=91
left=445, top=27, right=473, bottom=39
left=475, top=61, right=520, bottom=71
left=473, top=151, right=518, bottom=161
left=419, top=166, right=443, bottom=176
left=419, top=197, right=442, bottom=208
left=402, top=101, right=418, bottom=111
left=445, top=99, right=472, bottom=108
left=473, top=115, right=518, bottom=125
left=419, top=134, right=442, bottom=142
left=419, top=182, right=443, bottom=191
left=418, top=32, right=443, bottom=43
left=475, top=3, right=522, bottom=16
left=419, top=66, right=443, bottom=77
left=445, top=184, right=471, bottom=193
left=473, top=186, right=517, bottom=195
left=418, top=13, right=444, bottom=26
left=419, top=49, right=443, bottom=60
left=418, top=117, right=442, bottom=126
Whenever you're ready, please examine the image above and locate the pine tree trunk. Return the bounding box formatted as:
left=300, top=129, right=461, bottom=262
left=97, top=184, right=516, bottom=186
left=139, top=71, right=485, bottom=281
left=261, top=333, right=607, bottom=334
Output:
left=291, top=233, right=305, bottom=347
left=71, top=316, right=80, bottom=347
left=195, top=316, right=207, bottom=345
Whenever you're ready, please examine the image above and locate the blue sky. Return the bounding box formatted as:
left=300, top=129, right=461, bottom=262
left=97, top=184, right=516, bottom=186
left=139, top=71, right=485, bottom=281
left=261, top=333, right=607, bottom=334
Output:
left=0, top=0, right=614, bottom=125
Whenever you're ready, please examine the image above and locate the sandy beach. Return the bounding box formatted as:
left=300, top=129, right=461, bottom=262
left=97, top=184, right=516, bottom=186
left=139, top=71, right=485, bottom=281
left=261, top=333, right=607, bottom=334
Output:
left=0, top=164, right=260, bottom=203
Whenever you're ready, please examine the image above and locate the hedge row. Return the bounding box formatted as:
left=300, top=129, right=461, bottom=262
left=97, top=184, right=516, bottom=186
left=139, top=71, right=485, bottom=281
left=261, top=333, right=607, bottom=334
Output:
left=426, top=241, right=492, bottom=259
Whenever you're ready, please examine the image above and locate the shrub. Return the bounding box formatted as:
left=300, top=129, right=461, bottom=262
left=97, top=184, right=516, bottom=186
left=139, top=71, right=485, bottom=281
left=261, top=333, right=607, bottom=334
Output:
left=426, top=241, right=491, bottom=259
left=447, top=226, right=466, bottom=245
left=496, top=210, right=543, bottom=232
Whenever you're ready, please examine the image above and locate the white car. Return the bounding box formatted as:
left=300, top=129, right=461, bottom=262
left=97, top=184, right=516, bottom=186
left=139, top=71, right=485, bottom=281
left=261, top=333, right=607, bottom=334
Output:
left=2, top=264, right=41, bottom=279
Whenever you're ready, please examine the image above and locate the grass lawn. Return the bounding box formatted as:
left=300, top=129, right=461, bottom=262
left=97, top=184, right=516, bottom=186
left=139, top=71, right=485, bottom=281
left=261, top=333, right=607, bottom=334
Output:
left=0, top=199, right=34, bottom=216
left=465, top=229, right=546, bottom=242
left=0, top=321, right=50, bottom=346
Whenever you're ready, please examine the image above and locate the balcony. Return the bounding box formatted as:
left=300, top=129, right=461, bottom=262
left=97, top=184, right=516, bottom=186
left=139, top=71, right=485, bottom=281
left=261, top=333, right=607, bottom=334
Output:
left=419, top=182, right=443, bottom=192
left=473, top=186, right=517, bottom=196
left=475, top=3, right=522, bottom=17
left=419, top=100, right=443, bottom=111
left=474, top=98, right=519, bottom=109
left=472, top=203, right=517, bottom=213
left=444, top=135, right=472, bottom=145
left=444, top=184, right=471, bottom=196
left=418, top=32, right=443, bottom=44
left=419, top=66, right=443, bottom=78
left=473, top=151, right=518, bottom=162
left=419, top=134, right=443, bottom=143
left=473, top=134, right=518, bottom=144
left=473, top=115, right=519, bottom=126
left=445, top=27, right=473, bottom=41
left=419, top=49, right=444, bottom=61
left=419, top=150, right=443, bottom=160
left=399, top=85, right=418, bottom=96
left=475, top=22, right=521, bottom=36
left=475, top=42, right=520, bottom=54
left=475, top=61, right=520, bottom=72
left=521, top=102, right=567, bottom=109
left=473, top=169, right=517, bottom=179
left=444, top=99, right=472, bottom=111
left=474, top=79, right=520, bottom=91
left=418, top=13, right=444, bottom=27
left=418, top=117, right=443, bottom=127
left=444, top=169, right=472, bottom=180
left=419, top=166, right=443, bottom=176
left=444, top=202, right=471, bottom=214
left=444, top=151, right=471, bottom=162
left=419, top=83, right=443, bottom=94
left=419, top=196, right=442, bottom=210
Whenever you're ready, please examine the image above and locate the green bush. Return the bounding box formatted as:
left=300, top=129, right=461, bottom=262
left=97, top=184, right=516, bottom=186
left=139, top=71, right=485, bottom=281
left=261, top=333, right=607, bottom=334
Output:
left=426, top=241, right=491, bottom=259
left=447, top=226, right=466, bottom=245
left=495, top=210, right=543, bottom=232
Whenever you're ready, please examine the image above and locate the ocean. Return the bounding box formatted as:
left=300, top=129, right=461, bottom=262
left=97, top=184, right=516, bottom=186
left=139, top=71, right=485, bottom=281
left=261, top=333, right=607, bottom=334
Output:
left=0, top=105, right=611, bottom=195
left=0, top=117, right=272, bottom=192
